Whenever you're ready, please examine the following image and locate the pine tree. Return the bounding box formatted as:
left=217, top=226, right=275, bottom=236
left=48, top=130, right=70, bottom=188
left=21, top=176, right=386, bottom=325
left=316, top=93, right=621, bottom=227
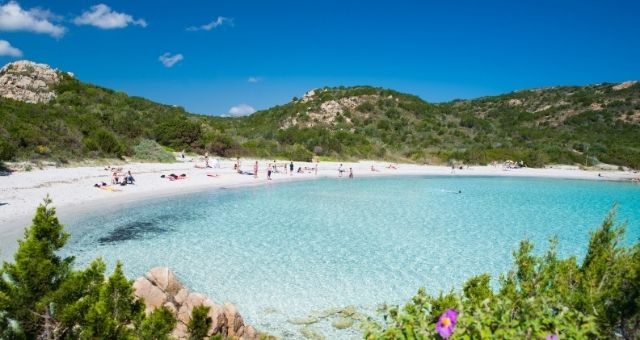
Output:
left=80, top=262, right=144, bottom=338
left=187, top=305, right=211, bottom=339
left=138, top=307, right=177, bottom=340
left=0, top=196, right=73, bottom=338
left=0, top=198, right=178, bottom=339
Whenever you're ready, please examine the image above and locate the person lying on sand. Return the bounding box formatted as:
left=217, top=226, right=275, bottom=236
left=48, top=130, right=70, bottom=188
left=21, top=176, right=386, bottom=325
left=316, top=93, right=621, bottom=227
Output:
left=371, top=165, right=379, bottom=172
left=161, top=173, right=187, bottom=180
left=207, top=173, right=220, bottom=178
left=94, top=182, right=120, bottom=192
left=387, top=164, right=397, bottom=170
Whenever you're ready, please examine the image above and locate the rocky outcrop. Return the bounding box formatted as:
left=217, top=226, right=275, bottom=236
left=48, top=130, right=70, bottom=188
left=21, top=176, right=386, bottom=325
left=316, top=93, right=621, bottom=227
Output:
left=0, top=60, right=62, bottom=104
left=612, top=80, right=637, bottom=91
left=133, top=267, right=260, bottom=340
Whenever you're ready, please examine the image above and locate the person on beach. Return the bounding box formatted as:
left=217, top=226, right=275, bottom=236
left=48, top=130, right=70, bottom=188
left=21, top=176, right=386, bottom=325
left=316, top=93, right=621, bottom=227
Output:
left=253, top=161, right=259, bottom=178
left=338, top=164, right=344, bottom=177
left=315, top=161, right=318, bottom=175
left=112, top=171, right=120, bottom=184
left=349, top=168, right=353, bottom=179
left=236, top=157, right=241, bottom=171
left=289, top=161, right=294, bottom=176
left=204, top=152, right=210, bottom=168
left=126, top=171, right=135, bottom=184
left=267, top=163, right=273, bottom=180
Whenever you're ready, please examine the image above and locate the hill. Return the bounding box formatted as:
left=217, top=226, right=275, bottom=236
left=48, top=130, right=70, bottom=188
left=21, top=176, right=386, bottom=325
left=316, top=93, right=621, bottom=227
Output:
left=0, top=60, right=639, bottom=168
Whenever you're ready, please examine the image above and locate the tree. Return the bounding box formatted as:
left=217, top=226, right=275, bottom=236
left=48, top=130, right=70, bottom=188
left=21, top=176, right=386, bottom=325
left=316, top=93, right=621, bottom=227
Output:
left=138, top=307, right=177, bottom=340
left=0, top=198, right=177, bottom=339
left=187, top=305, right=211, bottom=339
left=80, top=262, right=144, bottom=338
left=0, top=196, right=72, bottom=338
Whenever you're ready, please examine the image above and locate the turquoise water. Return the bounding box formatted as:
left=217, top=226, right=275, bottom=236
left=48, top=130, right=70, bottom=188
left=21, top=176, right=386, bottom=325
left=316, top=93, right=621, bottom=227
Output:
left=62, top=176, right=640, bottom=339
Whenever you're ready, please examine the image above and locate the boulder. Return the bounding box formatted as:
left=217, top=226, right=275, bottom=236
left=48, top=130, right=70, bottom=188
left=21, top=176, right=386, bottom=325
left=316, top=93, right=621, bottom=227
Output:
left=0, top=60, right=61, bottom=104
left=133, top=267, right=260, bottom=339
left=132, top=277, right=167, bottom=313
left=224, top=302, right=245, bottom=337
left=331, top=317, right=354, bottom=329
left=146, top=266, right=184, bottom=295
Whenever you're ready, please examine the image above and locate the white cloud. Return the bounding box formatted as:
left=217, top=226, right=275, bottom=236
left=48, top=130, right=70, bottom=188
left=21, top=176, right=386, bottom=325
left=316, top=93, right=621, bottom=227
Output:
left=248, top=77, right=261, bottom=83
left=187, top=16, right=233, bottom=31
left=159, top=53, right=183, bottom=68
left=0, top=1, right=66, bottom=38
left=228, top=104, right=256, bottom=116
left=74, top=4, right=147, bottom=29
left=0, top=40, right=23, bottom=57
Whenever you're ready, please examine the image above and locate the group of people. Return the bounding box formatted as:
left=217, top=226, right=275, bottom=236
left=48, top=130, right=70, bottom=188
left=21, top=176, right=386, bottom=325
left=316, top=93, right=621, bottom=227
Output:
left=251, top=160, right=319, bottom=180
left=338, top=164, right=354, bottom=178
left=95, top=166, right=135, bottom=189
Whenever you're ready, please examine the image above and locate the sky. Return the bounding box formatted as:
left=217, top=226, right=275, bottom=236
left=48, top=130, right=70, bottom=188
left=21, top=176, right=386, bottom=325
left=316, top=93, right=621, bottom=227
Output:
left=1, top=0, right=639, bottom=116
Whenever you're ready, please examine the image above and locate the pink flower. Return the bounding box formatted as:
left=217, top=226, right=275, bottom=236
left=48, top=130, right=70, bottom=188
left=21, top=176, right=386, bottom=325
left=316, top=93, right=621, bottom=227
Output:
left=435, top=309, right=458, bottom=338
left=545, top=335, right=559, bottom=340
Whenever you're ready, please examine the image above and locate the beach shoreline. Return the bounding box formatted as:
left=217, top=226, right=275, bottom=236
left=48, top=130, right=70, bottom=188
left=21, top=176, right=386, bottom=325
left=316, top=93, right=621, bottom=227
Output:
left=1, top=159, right=638, bottom=256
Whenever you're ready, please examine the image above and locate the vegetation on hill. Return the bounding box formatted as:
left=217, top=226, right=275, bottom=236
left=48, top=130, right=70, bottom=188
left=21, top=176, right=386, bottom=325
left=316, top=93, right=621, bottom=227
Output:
left=1, top=65, right=639, bottom=168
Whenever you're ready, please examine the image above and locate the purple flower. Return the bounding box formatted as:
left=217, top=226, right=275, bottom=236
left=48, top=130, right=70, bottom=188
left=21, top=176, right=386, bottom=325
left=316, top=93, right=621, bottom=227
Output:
left=435, top=309, right=458, bottom=338
left=545, top=335, right=559, bottom=340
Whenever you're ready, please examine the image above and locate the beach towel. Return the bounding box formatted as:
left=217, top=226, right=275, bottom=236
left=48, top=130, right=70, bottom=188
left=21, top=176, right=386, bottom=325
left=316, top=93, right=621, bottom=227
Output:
left=98, top=185, right=121, bottom=192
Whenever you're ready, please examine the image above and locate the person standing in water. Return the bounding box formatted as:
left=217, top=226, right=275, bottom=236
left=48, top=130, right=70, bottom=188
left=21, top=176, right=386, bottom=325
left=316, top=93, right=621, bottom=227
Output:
left=289, top=161, right=294, bottom=176
left=253, top=161, right=259, bottom=178
left=349, top=167, right=353, bottom=179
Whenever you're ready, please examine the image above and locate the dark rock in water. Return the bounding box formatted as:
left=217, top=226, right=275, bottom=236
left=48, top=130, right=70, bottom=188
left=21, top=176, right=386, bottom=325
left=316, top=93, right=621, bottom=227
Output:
left=98, top=221, right=169, bottom=244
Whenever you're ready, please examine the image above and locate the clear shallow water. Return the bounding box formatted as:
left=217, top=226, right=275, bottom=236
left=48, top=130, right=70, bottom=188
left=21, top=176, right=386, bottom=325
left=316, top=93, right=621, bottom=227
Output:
left=62, top=176, right=640, bottom=339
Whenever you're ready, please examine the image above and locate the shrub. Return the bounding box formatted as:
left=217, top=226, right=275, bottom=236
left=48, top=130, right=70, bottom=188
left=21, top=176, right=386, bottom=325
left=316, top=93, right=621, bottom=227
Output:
left=0, top=139, right=16, bottom=161
left=0, top=198, right=177, bottom=339
left=187, top=305, right=211, bottom=339
left=84, top=129, right=125, bottom=157
left=132, top=139, right=175, bottom=163
left=363, top=208, right=639, bottom=339
left=285, top=143, right=314, bottom=162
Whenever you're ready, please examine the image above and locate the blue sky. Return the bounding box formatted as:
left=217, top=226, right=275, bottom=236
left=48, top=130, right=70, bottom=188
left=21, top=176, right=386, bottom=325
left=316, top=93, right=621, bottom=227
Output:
left=1, top=0, right=639, bottom=116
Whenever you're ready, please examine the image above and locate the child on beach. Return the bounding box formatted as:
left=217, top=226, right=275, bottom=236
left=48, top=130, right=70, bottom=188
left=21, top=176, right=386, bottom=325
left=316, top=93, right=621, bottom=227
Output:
left=253, top=161, right=259, bottom=178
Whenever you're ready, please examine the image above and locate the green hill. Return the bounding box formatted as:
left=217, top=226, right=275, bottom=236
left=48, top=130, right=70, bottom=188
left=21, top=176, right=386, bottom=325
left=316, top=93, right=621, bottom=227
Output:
left=1, top=61, right=639, bottom=168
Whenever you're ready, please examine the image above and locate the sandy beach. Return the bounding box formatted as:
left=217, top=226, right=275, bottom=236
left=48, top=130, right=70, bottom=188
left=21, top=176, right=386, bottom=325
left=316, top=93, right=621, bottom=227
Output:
left=1, top=158, right=638, bottom=256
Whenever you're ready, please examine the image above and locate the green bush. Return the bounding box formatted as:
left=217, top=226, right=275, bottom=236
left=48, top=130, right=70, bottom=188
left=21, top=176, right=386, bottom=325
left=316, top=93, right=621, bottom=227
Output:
left=0, top=139, right=16, bottom=161
left=84, top=129, right=125, bottom=157
left=364, top=209, right=639, bottom=339
left=132, top=139, right=175, bottom=163
left=0, top=198, right=176, bottom=339
left=187, top=305, right=211, bottom=339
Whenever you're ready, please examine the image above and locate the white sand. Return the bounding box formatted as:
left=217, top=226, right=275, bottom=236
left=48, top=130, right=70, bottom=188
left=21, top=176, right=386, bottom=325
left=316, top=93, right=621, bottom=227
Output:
left=1, top=158, right=637, bottom=256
